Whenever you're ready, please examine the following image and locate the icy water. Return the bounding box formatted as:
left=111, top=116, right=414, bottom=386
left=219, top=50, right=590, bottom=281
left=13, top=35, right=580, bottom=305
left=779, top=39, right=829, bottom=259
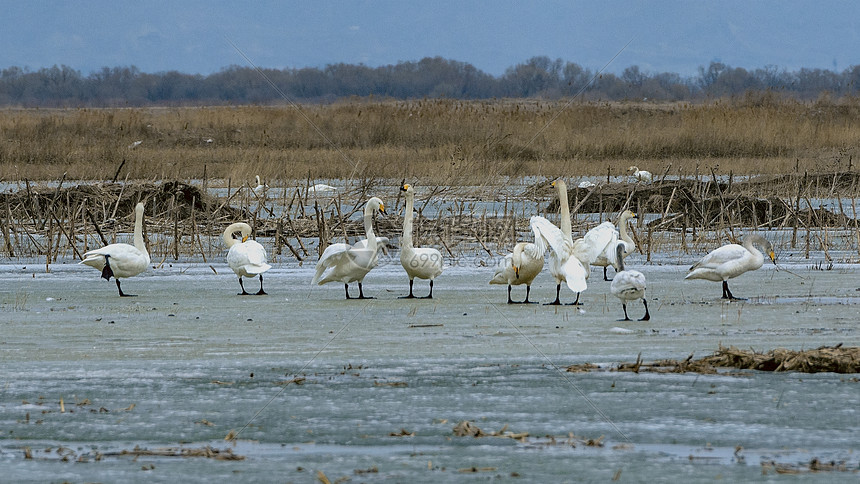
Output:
left=1, top=255, right=859, bottom=482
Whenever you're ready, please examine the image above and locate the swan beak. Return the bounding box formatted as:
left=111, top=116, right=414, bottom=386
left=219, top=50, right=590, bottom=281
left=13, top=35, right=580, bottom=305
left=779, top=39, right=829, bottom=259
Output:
left=769, top=251, right=776, bottom=264
left=400, top=184, right=409, bottom=192
left=378, top=203, right=386, bottom=215
left=551, top=180, right=557, bottom=187
left=242, top=235, right=249, bottom=243
left=513, top=265, right=520, bottom=279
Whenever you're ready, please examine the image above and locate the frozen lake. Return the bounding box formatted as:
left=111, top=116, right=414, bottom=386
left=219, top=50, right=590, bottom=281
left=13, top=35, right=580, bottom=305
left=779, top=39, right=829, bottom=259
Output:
left=1, top=254, right=859, bottom=482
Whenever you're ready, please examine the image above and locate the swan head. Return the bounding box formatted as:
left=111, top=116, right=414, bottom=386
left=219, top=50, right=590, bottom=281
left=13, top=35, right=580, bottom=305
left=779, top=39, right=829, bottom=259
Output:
left=255, top=175, right=261, bottom=185
left=366, top=197, right=385, bottom=215
left=551, top=179, right=567, bottom=191
left=620, top=209, right=636, bottom=221
left=628, top=166, right=639, bottom=173
left=400, top=183, right=413, bottom=193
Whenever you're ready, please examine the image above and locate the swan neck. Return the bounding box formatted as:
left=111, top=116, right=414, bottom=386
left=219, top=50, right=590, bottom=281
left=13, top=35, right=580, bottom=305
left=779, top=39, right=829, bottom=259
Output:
left=618, top=215, right=633, bottom=244
left=557, top=183, right=572, bottom=240
left=364, top=206, right=377, bottom=252
left=223, top=223, right=244, bottom=248
left=402, top=192, right=414, bottom=250
left=615, top=244, right=626, bottom=271
left=133, top=205, right=147, bottom=253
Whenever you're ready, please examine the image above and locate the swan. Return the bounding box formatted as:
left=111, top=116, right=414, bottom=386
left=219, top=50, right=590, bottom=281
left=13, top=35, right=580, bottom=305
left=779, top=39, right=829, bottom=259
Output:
left=531, top=180, right=613, bottom=305
left=223, top=222, right=271, bottom=295
left=628, top=166, right=653, bottom=183
left=610, top=243, right=650, bottom=321
left=307, top=183, right=338, bottom=195
left=312, top=197, right=386, bottom=299
left=577, top=180, right=596, bottom=189
left=80, top=202, right=150, bottom=297
left=685, top=234, right=776, bottom=300
left=592, top=210, right=637, bottom=281
left=253, top=175, right=268, bottom=196
left=490, top=234, right=545, bottom=304
left=399, top=184, right=443, bottom=298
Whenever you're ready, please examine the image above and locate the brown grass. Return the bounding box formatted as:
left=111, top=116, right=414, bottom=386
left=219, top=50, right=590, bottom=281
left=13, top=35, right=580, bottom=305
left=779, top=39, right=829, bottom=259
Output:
left=2, top=98, right=860, bottom=183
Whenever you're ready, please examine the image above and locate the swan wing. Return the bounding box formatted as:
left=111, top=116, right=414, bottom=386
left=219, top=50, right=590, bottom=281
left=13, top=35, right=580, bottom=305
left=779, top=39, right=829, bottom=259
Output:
left=312, top=243, right=352, bottom=284
left=529, top=216, right=566, bottom=256
left=573, top=222, right=616, bottom=265
left=689, top=243, right=746, bottom=271
left=81, top=243, right=149, bottom=278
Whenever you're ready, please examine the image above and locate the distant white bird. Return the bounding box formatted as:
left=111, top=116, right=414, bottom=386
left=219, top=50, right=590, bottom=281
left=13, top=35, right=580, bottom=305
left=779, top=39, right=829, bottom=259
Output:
left=223, top=222, right=271, bottom=295
left=307, top=183, right=338, bottom=195
left=628, top=166, right=653, bottom=183
left=490, top=230, right=545, bottom=304
left=312, top=197, right=386, bottom=299
left=531, top=180, right=614, bottom=305
left=399, top=184, right=443, bottom=298
left=204, top=138, right=214, bottom=144
left=685, top=234, right=776, bottom=300
left=80, top=202, right=150, bottom=297
left=577, top=180, right=596, bottom=189
left=592, top=210, right=637, bottom=281
left=610, top=243, right=650, bottom=321
left=128, top=140, right=142, bottom=149
left=251, top=175, right=269, bottom=197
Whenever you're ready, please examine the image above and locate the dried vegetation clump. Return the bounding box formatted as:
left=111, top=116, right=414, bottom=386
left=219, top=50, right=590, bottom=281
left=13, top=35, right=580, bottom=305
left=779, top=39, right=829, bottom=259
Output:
left=566, top=344, right=860, bottom=374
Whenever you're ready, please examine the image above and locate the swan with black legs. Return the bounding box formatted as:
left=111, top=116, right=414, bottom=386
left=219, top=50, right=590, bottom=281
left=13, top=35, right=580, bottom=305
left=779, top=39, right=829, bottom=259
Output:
left=685, top=234, right=776, bottom=300
left=490, top=222, right=545, bottom=304
left=399, top=184, right=443, bottom=298
left=531, top=180, right=614, bottom=305
left=223, top=222, right=271, bottom=295
left=592, top=210, right=637, bottom=281
left=312, top=197, right=386, bottom=299
left=80, top=202, right=150, bottom=297
left=610, top=243, right=650, bottom=321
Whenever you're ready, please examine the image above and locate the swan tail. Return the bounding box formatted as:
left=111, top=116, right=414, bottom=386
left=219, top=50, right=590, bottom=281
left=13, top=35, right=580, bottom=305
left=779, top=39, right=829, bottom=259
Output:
left=562, top=257, right=588, bottom=293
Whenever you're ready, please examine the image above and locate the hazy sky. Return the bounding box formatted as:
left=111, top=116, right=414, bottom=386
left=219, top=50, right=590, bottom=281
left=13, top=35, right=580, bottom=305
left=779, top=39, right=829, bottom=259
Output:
left=2, top=1, right=859, bottom=78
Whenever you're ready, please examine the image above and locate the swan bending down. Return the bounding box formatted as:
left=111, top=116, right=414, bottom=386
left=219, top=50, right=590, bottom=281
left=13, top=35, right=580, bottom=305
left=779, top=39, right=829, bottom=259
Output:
left=223, top=222, right=271, bottom=295
left=531, top=180, right=614, bottom=305
left=399, top=184, right=443, bottom=298
left=610, top=243, right=650, bottom=321
left=312, top=197, right=386, bottom=299
left=578, top=180, right=596, bottom=189
left=307, top=183, right=338, bottom=195
left=490, top=229, right=545, bottom=304
left=628, top=166, right=653, bottom=183
left=592, top=210, right=637, bottom=281
left=685, top=234, right=776, bottom=300
left=80, top=202, right=150, bottom=297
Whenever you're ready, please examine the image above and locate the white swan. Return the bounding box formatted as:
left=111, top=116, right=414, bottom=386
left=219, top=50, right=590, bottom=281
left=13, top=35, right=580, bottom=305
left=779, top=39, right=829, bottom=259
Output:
left=490, top=233, right=545, bottom=304
left=312, top=197, right=386, bottom=299
left=399, top=184, right=443, bottom=298
left=223, top=222, right=272, bottom=295
left=685, top=234, right=776, bottom=300
left=577, top=180, right=596, bottom=189
left=253, top=175, right=268, bottom=196
left=80, top=202, right=150, bottom=297
left=628, top=166, right=653, bottom=183
left=307, top=183, right=338, bottom=195
left=531, top=180, right=613, bottom=305
left=592, top=210, right=637, bottom=281
left=610, top=243, right=650, bottom=321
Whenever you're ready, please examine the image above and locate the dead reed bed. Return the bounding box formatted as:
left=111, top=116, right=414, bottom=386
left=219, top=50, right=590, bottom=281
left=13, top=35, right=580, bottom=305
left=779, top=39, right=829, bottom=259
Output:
left=0, top=171, right=857, bottom=266
left=2, top=98, right=860, bottom=183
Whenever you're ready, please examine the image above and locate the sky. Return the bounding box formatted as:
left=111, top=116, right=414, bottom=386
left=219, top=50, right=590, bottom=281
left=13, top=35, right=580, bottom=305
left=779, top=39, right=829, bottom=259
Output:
left=2, top=1, right=859, bottom=79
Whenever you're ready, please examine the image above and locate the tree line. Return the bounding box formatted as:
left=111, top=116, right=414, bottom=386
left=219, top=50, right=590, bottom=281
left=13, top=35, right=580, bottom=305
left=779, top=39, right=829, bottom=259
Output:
left=2, top=56, right=860, bottom=107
